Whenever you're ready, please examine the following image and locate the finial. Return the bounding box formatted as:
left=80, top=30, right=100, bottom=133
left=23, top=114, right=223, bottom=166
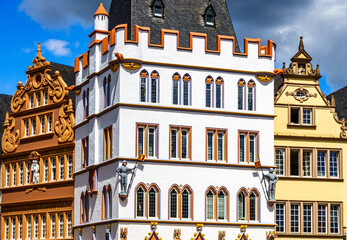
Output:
left=37, top=43, right=42, bottom=58
left=299, top=36, right=304, bottom=51
left=282, top=62, right=286, bottom=70
left=100, top=3, right=103, bottom=5
left=316, top=64, right=320, bottom=74
left=330, top=93, right=336, bottom=107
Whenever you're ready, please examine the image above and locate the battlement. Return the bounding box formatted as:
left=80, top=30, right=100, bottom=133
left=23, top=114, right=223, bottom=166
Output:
left=74, top=24, right=276, bottom=78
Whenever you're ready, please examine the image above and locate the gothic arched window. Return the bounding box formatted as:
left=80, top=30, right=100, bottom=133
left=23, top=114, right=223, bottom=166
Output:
left=104, top=75, right=111, bottom=107
left=247, top=80, right=255, bottom=111
left=169, top=187, right=179, bottom=218
left=249, top=190, right=259, bottom=221
left=217, top=188, right=228, bottom=220
left=136, top=185, right=146, bottom=217
left=238, top=190, right=247, bottom=220
left=181, top=187, right=192, bottom=219
left=205, top=76, right=213, bottom=107
left=204, top=5, right=216, bottom=26
left=152, top=0, right=164, bottom=18
left=140, top=70, right=148, bottom=102
left=238, top=79, right=245, bottom=110
left=206, top=188, right=216, bottom=219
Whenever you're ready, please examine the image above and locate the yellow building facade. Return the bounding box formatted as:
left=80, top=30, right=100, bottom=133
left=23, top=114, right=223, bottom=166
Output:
left=274, top=37, right=347, bottom=240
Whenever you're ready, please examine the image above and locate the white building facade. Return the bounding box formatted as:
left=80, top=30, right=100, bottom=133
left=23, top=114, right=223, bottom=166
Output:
left=73, top=4, right=277, bottom=240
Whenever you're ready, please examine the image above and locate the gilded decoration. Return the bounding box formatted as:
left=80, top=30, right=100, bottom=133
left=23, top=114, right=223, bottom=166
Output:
left=2, top=112, right=19, bottom=153
left=218, top=231, right=226, bottom=240
left=122, top=62, right=141, bottom=71
left=255, top=74, right=273, bottom=82
left=285, top=87, right=317, bottom=103
left=55, top=99, right=75, bottom=143
left=266, top=231, right=277, bottom=240
left=145, top=222, right=161, bottom=240
left=120, top=228, right=128, bottom=240
left=11, top=43, right=69, bottom=113
left=174, top=229, right=181, bottom=240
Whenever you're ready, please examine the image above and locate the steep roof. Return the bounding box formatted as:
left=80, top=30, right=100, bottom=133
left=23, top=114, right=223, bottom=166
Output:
left=108, top=0, right=240, bottom=51
left=94, top=3, right=109, bottom=16
left=0, top=94, right=13, bottom=153
left=327, top=86, right=347, bottom=121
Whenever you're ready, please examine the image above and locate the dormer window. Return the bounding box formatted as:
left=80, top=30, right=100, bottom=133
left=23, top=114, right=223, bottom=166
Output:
left=204, top=5, right=216, bottom=26
left=152, top=0, right=164, bottom=18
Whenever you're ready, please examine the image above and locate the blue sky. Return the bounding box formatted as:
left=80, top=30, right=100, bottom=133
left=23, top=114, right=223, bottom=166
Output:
left=0, top=0, right=344, bottom=96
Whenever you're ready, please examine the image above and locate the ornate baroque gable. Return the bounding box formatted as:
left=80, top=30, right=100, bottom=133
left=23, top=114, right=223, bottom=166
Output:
left=11, top=43, right=69, bottom=113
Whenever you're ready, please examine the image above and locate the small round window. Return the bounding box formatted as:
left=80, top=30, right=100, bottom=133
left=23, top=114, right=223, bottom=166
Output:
left=296, top=91, right=307, bottom=99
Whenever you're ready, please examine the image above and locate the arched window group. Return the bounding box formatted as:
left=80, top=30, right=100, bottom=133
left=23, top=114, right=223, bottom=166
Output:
left=169, top=185, right=193, bottom=219
left=205, top=76, right=224, bottom=108
left=135, top=183, right=160, bottom=218
left=171, top=72, right=191, bottom=106
left=83, top=88, right=89, bottom=119
left=102, top=185, right=112, bottom=220
left=238, top=79, right=256, bottom=111
left=80, top=192, right=89, bottom=223
left=237, top=188, right=260, bottom=221
left=103, top=75, right=111, bottom=108
left=205, top=186, right=228, bottom=220
left=139, top=70, right=159, bottom=103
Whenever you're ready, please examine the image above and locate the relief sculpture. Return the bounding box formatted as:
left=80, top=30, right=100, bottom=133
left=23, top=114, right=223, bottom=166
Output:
left=2, top=112, right=19, bottom=153
left=55, top=98, right=75, bottom=142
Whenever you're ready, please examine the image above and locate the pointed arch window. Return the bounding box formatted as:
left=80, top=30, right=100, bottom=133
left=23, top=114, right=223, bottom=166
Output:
left=238, top=80, right=245, bottom=110
left=104, top=75, right=111, bottom=108
left=247, top=80, right=255, bottom=111
left=182, top=74, right=191, bottom=106
left=136, top=186, right=146, bottom=217
left=181, top=188, right=191, bottom=219
left=249, top=190, right=259, bottom=221
left=204, top=5, right=216, bottom=26
left=238, top=190, right=247, bottom=220
left=206, top=189, right=215, bottom=219
left=140, top=70, right=148, bottom=102
left=172, top=73, right=181, bottom=105
left=81, top=192, right=89, bottom=223
left=215, top=77, right=223, bottom=108
left=150, top=71, right=159, bottom=103
left=170, top=188, right=179, bottom=218
left=217, top=190, right=226, bottom=220
left=102, top=186, right=112, bottom=220
left=152, top=0, right=164, bottom=18
left=149, top=187, right=158, bottom=217
left=205, top=76, right=213, bottom=107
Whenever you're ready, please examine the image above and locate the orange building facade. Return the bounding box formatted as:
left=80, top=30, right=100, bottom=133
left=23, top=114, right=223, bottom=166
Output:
left=0, top=44, right=75, bottom=240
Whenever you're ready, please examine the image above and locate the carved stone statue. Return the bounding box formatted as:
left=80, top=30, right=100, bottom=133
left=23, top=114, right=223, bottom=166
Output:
left=31, top=160, right=40, bottom=184
left=116, top=160, right=136, bottom=193
left=263, top=168, right=279, bottom=200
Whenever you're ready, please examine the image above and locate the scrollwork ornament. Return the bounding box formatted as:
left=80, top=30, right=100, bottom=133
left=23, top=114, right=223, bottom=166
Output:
left=54, top=99, right=75, bottom=143
left=2, top=112, right=19, bottom=153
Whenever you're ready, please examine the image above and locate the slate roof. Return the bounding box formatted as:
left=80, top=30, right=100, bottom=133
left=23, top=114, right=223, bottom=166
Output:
left=108, top=0, right=240, bottom=51
left=327, top=86, right=347, bottom=121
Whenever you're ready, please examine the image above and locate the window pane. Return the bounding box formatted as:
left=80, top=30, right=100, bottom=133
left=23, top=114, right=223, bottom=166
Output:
left=217, top=132, right=223, bottom=161
left=181, top=130, right=188, bottom=159
left=290, top=108, right=300, bottom=124
left=330, top=205, right=340, bottom=234
left=218, top=192, right=225, bottom=220
left=238, top=193, right=245, bottom=220
left=151, top=78, right=157, bottom=103
left=249, top=134, right=255, bottom=163
left=183, top=81, right=189, bottom=105
left=276, top=203, right=285, bottom=232
left=248, top=87, right=253, bottom=110
left=303, top=150, right=312, bottom=176
left=238, top=86, right=244, bottom=110
left=171, top=129, right=177, bottom=158
left=239, top=134, right=245, bottom=162
left=206, top=191, right=214, bottom=219
left=318, top=204, right=327, bottom=233
left=290, top=204, right=300, bottom=233
left=249, top=193, right=256, bottom=221
left=317, top=151, right=326, bottom=177
left=170, top=189, right=177, bottom=218
left=330, top=152, right=339, bottom=177
left=206, top=84, right=212, bottom=107
left=275, top=149, right=285, bottom=175
left=216, top=84, right=221, bottom=108
left=303, top=109, right=312, bottom=125
left=207, top=132, right=214, bottom=160
left=290, top=149, right=299, bottom=176
left=182, top=190, right=189, bottom=219
left=137, top=188, right=144, bottom=217
left=141, top=77, right=147, bottom=102
left=303, top=204, right=312, bottom=233
left=173, top=80, right=179, bottom=104
left=138, top=128, right=144, bottom=155
left=149, top=189, right=156, bottom=217
left=148, top=128, right=155, bottom=157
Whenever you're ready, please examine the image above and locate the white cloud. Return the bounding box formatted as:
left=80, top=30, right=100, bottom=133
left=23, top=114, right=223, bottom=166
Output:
left=43, top=39, right=71, bottom=57
left=22, top=48, right=34, bottom=54
left=18, top=0, right=111, bottom=29
left=75, top=41, right=80, bottom=48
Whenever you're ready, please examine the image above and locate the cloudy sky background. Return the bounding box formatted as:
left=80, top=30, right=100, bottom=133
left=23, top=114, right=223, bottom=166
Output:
left=0, top=0, right=346, bottom=95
